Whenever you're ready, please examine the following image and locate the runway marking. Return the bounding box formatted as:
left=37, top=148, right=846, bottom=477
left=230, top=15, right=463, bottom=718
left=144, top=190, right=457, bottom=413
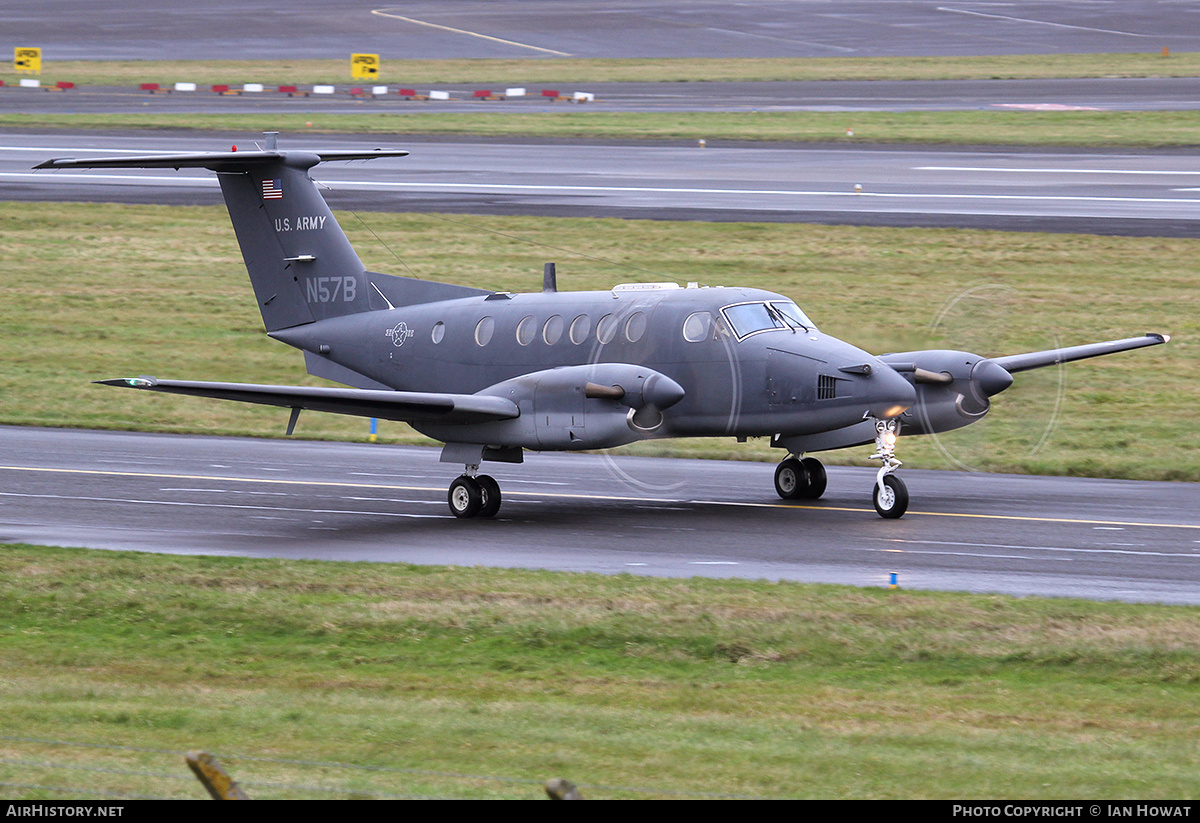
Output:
left=0, top=490, right=443, bottom=519
left=369, top=8, right=572, bottom=56
left=14, top=171, right=1200, bottom=211
left=937, top=7, right=1155, bottom=38
left=2, top=464, right=1199, bottom=532
left=876, top=538, right=1200, bottom=561
left=917, top=166, right=1200, bottom=176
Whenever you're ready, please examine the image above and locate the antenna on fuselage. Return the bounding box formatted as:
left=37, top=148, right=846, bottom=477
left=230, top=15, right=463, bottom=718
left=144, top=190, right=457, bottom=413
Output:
left=543, top=262, right=557, bottom=293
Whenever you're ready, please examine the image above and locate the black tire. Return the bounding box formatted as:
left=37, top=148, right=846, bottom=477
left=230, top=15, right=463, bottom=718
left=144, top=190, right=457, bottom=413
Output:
left=448, top=475, right=482, bottom=518
left=774, top=458, right=807, bottom=500
left=799, top=457, right=827, bottom=499
left=476, top=474, right=501, bottom=518
left=872, top=474, right=909, bottom=519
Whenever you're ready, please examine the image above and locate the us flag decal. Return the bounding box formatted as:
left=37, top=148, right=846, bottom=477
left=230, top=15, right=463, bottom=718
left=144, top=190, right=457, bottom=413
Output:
left=262, top=178, right=283, bottom=200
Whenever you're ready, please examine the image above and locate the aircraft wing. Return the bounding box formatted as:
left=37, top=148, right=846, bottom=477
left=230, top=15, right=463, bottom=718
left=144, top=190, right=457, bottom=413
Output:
left=989, top=333, right=1170, bottom=374
left=95, top=377, right=519, bottom=426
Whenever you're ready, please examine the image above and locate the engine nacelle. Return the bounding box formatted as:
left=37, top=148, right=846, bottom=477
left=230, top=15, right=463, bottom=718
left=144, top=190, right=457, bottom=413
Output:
left=882, top=350, right=1014, bottom=436
left=415, top=363, right=686, bottom=450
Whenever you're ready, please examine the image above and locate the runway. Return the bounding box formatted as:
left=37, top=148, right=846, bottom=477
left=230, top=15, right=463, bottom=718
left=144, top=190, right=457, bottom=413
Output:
left=2, top=426, right=1197, bottom=604
left=8, top=132, right=1200, bottom=235
left=9, top=1, right=1200, bottom=60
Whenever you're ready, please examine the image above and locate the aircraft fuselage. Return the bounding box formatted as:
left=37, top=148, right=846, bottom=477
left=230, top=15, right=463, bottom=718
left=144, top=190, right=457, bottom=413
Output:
left=269, top=282, right=916, bottom=451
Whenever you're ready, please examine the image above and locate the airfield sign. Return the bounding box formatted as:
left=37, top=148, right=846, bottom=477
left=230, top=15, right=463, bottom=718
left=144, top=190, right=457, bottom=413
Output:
left=14, top=47, right=41, bottom=75
left=351, top=53, right=379, bottom=80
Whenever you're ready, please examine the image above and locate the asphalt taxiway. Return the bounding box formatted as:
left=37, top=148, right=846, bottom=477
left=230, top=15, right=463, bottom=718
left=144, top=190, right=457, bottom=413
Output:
left=9, top=132, right=1200, bottom=235
left=2, top=426, right=1198, bottom=605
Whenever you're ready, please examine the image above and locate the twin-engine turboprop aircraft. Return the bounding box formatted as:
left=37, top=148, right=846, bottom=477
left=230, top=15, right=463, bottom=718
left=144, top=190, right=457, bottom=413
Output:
left=36, top=135, right=1169, bottom=519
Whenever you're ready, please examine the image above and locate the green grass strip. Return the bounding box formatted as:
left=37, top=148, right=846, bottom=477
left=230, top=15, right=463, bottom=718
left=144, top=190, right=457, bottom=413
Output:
left=5, top=53, right=1200, bottom=86
left=2, top=544, right=1199, bottom=799
left=5, top=110, right=1200, bottom=148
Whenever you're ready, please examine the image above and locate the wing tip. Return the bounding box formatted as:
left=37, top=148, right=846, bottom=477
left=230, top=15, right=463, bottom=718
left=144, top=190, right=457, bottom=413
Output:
left=95, top=376, right=158, bottom=388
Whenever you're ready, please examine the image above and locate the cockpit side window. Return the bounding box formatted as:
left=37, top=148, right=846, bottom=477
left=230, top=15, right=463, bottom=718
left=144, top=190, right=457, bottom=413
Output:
left=682, top=311, right=713, bottom=342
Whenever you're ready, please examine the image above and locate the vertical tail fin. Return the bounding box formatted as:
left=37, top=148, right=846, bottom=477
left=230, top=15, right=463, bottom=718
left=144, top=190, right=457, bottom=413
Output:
left=35, top=142, right=410, bottom=332
left=216, top=154, right=372, bottom=331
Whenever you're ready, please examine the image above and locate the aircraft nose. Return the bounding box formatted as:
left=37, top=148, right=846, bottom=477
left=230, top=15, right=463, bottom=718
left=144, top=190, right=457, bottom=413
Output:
left=863, top=363, right=916, bottom=419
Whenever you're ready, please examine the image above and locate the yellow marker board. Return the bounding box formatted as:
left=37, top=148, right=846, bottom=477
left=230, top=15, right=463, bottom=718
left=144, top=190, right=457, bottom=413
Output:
left=351, top=53, right=379, bottom=80
left=15, top=47, right=41, bottom=74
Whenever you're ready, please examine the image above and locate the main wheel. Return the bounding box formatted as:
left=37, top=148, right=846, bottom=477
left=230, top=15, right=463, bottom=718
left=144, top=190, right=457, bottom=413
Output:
left=799, top=457, right=827, bottom=499
left=774, top=458, right=807, bottom=500
left=476, top=474, right=502, bottom=518
left=872, top=474, right=909, bottom=519
left=448, top=475, right=482, bottom=518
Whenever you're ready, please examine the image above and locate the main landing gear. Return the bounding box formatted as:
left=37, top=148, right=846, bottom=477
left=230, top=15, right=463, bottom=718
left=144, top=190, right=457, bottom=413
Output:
left=448, top=467, right=502, bottom=519
left=774, top=455, right=828, bottom=501
left=774, top=418, right=909, bottom=519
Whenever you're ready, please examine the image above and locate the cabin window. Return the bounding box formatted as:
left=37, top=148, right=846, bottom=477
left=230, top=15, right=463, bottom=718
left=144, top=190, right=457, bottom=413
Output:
left=431, top=321, right=445, bottom=344
left=474, top=316, right=495, bottom=347
left=516, top=315, right=537, bottom=346
left=682, top=311, right=713, bottom=342
left=543, top=315, right=564, bottom=345
left=596, top=313, right=618, bottom=344
left=569, top=314, right=591, bottom=345
left=624, top=311, right=647, bottom=343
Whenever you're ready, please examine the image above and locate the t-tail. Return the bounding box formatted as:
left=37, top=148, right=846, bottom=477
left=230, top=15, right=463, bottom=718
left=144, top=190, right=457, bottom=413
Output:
left=35, top=134, right=482, bottom=333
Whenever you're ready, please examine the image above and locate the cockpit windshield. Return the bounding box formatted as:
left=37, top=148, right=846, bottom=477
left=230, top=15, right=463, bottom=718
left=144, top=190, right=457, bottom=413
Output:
left=720, top=301, right=817, bottom=340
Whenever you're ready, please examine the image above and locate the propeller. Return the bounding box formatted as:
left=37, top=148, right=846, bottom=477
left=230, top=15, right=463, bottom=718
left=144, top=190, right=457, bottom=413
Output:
left=885, top=284, right=1065, bottom=471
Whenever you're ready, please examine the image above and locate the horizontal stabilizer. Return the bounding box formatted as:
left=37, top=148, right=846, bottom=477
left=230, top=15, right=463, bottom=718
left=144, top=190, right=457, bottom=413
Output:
left=96, top=377, right=519, bottom=426
left=991, top=333, right=1169, bottom=374
left=34, top=148, right=408, bottom=171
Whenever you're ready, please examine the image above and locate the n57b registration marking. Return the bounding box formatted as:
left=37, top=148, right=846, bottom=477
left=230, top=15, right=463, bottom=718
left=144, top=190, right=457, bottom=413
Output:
left=275, top=215, right=328, bottom=232
left=306, top=276, right=357, bottom=303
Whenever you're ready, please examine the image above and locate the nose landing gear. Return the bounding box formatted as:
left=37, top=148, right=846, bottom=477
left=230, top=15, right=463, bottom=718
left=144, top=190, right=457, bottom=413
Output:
left=869, top=418, right=908, bottom=519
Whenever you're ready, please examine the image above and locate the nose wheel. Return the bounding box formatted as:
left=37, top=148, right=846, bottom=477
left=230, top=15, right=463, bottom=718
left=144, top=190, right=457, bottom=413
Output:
left=869, top=418, right=908, bottom=519
left=448, top=468, right=502, bottom=518
left=872, top=474, right=908, bottom=518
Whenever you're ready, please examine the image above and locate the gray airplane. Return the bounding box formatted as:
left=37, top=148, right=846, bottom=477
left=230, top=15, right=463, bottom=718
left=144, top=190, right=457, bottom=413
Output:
left=36, top=135, right=1169, bottom=519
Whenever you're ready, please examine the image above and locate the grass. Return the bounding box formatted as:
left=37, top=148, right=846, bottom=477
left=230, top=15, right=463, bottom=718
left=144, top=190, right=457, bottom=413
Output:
left=9, top=110, right=1200, bottom=148
left=5, top=53, right=1200, bottom=87
left=0, top=202, right=1192, bottom=480
left=1, top=544, right=1199, bottom=799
